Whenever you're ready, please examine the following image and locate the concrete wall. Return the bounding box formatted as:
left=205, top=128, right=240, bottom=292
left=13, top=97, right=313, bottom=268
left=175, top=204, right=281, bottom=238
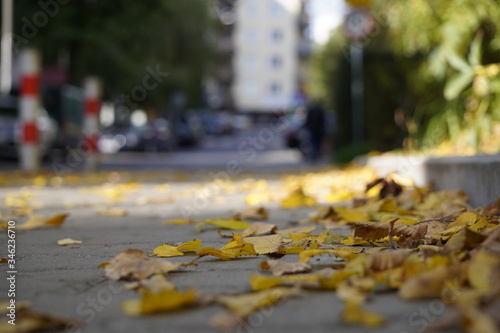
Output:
left=364, top=153, right=500, bottom=207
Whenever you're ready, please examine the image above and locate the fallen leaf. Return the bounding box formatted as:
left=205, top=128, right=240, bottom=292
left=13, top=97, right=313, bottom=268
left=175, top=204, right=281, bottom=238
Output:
left=280, top=187, right=316, bottom=209
left=335, top=206, right=370, bottom=223
left=162, top=218, right=199, bottom=225
left=233, top=207, right=269, bottom=220
left=0, top=300, right=76, bottom=333
left=215, top=287, right=301, bottom=318
left=250, top=271, right=327, bottom=291
left=104, top=249, right=182, bottom=280
left=197, top=218, right=251, bottom=232
left=354, top=220, right=417, bottom=241
left=196, top=234, right=257, bottom=260
left=299, top=247, right=364, bottom=263
left=365, top=249, right=412, bottom=272
left=241, top=222, right=277, bottom=237
left=18, top=214, right=69, bottom=230
left=152, top=239, right=202, bottom=257
left=260, top=260, right=312, bottom=276
left=57, top=238, right=82, bottom=246
left=98, top=209, right=128, bottom=217
left=0, top=258, right=7, bottom=264
left=275, top=225, right=316, bottom=238
left=123, top=274, right=175, bottom=293
left=123, top=288, right=198, bottom=316
left=341, top=301, right=385, bottom=327
left=242, top=234, right=285, bottom=254
left=399, top=265, right=452, bottom=299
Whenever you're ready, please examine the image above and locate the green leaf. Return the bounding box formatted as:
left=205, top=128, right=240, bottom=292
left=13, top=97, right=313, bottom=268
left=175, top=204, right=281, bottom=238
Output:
left=444, top=72, right=475, bottom=100
left=446, top=51, right=472, bottom=73
left=468, top=32, right=483, bottom=67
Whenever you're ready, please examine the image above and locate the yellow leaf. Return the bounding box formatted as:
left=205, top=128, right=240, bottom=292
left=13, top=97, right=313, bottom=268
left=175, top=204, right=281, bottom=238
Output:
left=124, top=274, right=175, bottom=293
left=18, top=214, right=68, bottom=230
left=152, top=240, right=202, bottom=258
left=245, top=191, right=272, bottom=206
left=196, top=247, right=234, bottom=261
left=123, top=288, right=197, bottom=316
left=197, top=235, right=257, bottom=260
left=151, top=244, right=183, bottom=257
left=289, top=230, right=329, bottom=243
left=200, top=218, right=251, bottom=231
left=98, top=209, right=128, bottom=217
left=335, top=206, right=370, bottom=223
left=216, top=287, right=301, bottom=317
left=399, top=265, right=451, bottom=299
left=57, top=238, right=82, bottom=246
left=275, top=225, right=316, bottom=238
left=280, top=187, right=316, bottom=209
left=447, top=211, right=477, bottom=229
left=299, top=247, right=363, bottom=263
left=176, top=239, right=202, bottom=252
left=250, top=272, right=323, bottom=291
left=467, top=249, right=500, bottom=294
left=260, top=260, right=312, bottom=276
left=0, top=258, right=7, bottom=264
left=162, top=218, right=198, bottom=225
left=341, top=301, right=385, bottom=327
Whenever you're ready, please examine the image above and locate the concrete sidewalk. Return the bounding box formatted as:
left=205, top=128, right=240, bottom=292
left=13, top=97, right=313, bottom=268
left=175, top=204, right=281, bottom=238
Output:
left=0, top=174, right=454, bottom=333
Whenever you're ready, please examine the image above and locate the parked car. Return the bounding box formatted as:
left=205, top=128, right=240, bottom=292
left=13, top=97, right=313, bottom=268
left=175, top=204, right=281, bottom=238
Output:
left=98, top=119, right=174, bottom=153
left=0, top=96, right=58, bottom=159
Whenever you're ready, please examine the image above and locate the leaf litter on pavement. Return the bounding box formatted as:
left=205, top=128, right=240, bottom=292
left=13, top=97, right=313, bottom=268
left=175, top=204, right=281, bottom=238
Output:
left=1, top=167, right=499, bottom=332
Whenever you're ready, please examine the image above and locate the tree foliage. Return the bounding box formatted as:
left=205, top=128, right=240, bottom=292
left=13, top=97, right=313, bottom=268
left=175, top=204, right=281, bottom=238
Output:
left=12, top=0, right=216, bottom=108
left=310, top=0, right=500, bottom=155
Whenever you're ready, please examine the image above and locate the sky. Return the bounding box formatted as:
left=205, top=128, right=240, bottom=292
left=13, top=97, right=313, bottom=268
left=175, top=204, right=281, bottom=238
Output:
left=308, top=0, right=346, bottom=44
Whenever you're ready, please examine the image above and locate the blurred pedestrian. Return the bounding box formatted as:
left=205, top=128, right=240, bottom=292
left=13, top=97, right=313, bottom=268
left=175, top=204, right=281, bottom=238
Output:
left=305, top=101, right=325, bottom=161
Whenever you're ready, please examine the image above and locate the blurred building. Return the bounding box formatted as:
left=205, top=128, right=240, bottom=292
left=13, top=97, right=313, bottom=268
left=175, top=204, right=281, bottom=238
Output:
left=210, top=0, right=310, bottom=113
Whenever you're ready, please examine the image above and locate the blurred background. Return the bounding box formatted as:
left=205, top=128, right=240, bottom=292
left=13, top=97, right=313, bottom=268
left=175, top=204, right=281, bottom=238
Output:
left=0, top=0, right=499, bottom=171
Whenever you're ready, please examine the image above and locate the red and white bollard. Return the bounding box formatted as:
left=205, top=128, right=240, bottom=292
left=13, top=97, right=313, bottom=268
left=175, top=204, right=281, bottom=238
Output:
left=83, top=76, right=101, bottom=171
left=19, top=48, right=41, bottom=171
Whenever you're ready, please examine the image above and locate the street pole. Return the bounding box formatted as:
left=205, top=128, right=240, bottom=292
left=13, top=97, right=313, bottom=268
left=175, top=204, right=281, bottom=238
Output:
left=350, top=43, right=364, bottom=144
left=19, top=49, right=41, bottom=171
left=83, top=77, right=101, bottom=171
left=1, top=0, right=13, bottom=95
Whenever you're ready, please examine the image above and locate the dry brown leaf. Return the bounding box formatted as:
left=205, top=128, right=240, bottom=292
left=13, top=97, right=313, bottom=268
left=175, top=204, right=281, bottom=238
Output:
left=241, top=222, right=277, bottom=237
left=104, top=249, right=182, bottom=280
left=365, top=249, right=413, bottom=272
left=260, top=260, right=312, bottom=276
left=354, top=220, right=416, bottom=241
left=0, top=300, right=76, bottom=333
left=243, top=234, right=285, bottom=254
left=98, top=209, right=128, bottom=217
left=233, top=207, right=269, bottom=220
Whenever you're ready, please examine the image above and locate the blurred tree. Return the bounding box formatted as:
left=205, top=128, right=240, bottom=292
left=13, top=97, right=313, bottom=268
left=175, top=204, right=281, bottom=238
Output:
left=12, top=0, right=215, bottom=109
left=309, top=0, right=500, bottom=156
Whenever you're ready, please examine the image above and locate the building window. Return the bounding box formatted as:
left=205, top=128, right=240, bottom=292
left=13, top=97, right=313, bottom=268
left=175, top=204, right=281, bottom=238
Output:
left=269, top=82, right=282, bottom=95
left=270, top=55, right=282, bottom=69
left=244, top=54, right=258, bottom=69
left=244, top=80, right=259, bottom=97
left=246, top=2, right=258, bottom=17
left=270, top=2, right=284, bottom=17
left=270, top=29, right=283, bottom=43
left=245, top=29, right=258, bottom=43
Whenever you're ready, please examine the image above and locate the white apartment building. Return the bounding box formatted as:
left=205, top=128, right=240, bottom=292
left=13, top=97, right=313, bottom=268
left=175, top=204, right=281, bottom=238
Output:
left=232, top=0, right=308, bottom=112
